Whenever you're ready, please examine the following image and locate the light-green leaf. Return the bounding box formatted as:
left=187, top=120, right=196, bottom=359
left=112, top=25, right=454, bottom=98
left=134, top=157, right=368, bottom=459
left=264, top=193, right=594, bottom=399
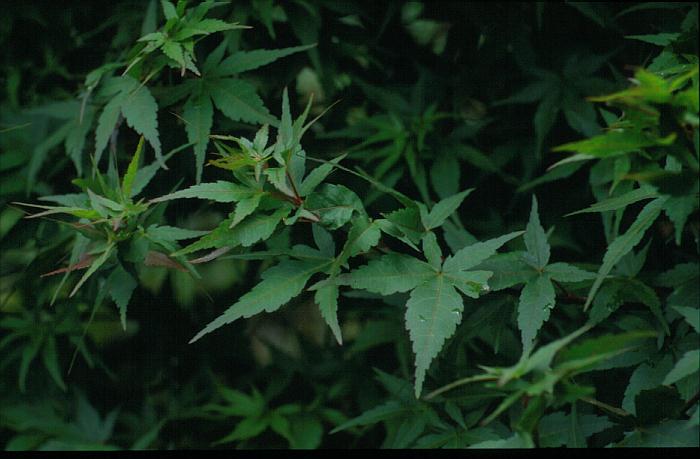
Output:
left=151, top=181, right=254, bottom=203
left=406, top=275, right=464, bottom=397
left=122, top=136, right=145, bottom=199
left=552, top=131, right=676, bottom=158
left=190, top=259, right=330, bottom=343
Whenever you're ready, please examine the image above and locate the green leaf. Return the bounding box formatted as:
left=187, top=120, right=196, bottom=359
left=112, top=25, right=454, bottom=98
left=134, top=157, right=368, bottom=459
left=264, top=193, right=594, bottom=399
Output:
left=421, top=232, right=442, bottom=269
left=190, top=259, right=330, bottom=343
left=474, top=252, right=536, bottom=291
left=552, top=131, right=677, bottom=158
left=305, top=184, right=364, bottom=230
left=147, top=225, right=209, bottom=242
left=331, top=401, right=408, bottom=433
left=161, top=0, right=177, bottom=20
left=94, top=96, right=122, bottom=167
left=538, top=412, right=613, bottom=447
left=545, top=263, right=595, bottom=282
left=315, top=283, right=342, bottom=345
left=626, top=33, right=680, bottom=46
left=664, top=193, right=698, bottom=245
left=70, top=244, right=115, bottom=297
left=534, top=92, right=560, bottom=155
left=151, top=181, right=254, bottom=203
left=311, top=224, right=335, bottom=258
left=176, top=206, right=291, bottom=255
left=119, top=79, right=163, bottom=167
left=517, top=274, right=556, bottom=353
left=179, top=18, right=246, bottom=37
left=341, top=253, right=434, bottom=295
left=565, top=187, right=658, bottom=216
left=94, top=77, right=163, bottom=168
left=183, top=92, right=214, bottom=183
left=405, top=275, right=463, bottom=397
left=217, top=44, right=316, bottom=75
left=41, top=335, right=66, bottom=391
left=523, top=196, right=550, bottom=269
left=469, top=433, right=534, bottom=449
left=664, top=350, right=700, bottom=386
left=443, top=270, right=493, bottom=298
left=443, top=231, right=524, bottom=273
left=617, top=420, right=699, bottom=447
left=18, top=336, right=42, bottom=392
left=107, top=264, right=138, bottom=330
left=130, top=142, right=191, bottom=197
left=230, top=193, right=263, bottom=228
left=421, top=189, right=473, bottom=230
left=122, top=136, right=145, bottom=199
left=299, top=155, right=345, bottom=197
left=671, top=306, right=699, bottom=333
left=622, top=356, right=673, bottom=415
left=209, top=78, right=276, bottom=125
left=336, top=216, right=381, bottom=267
left=215, top=417, right=268, bottom=444
left=555, top=330, right=657, bottom=373
left=430, top=154, right=460, bottom=199
left=584, top=197, right=666, bottom=310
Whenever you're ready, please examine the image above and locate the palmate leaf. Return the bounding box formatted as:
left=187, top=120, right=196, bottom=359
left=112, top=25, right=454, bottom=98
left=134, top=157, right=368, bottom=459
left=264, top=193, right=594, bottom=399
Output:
left=406, top=275, right=465, bottom=397
left=189, top=258, right=330, bottom=343
left=343, top=232, right=510, bottom=396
